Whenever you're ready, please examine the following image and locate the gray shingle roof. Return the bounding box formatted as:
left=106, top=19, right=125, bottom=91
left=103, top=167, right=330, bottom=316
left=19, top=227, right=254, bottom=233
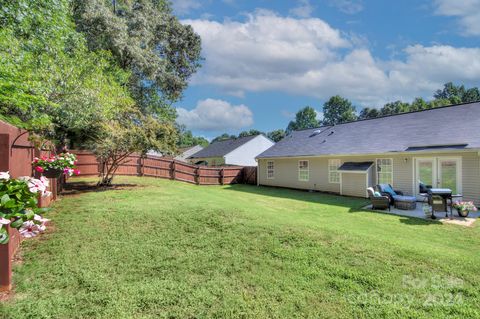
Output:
left=338, top=162, right=373, bottom=171
left=189, top=135, right=259, bottom=158
left=257, top=102, right=480, bottom=159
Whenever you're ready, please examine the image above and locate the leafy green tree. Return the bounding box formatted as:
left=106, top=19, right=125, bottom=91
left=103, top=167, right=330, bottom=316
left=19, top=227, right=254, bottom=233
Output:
left=238, top=129, right=264, bottom=138
left=379, top=101, right=410, bottom=116
left=410, top=97, right=429, bottom=111
left=72, top=0, right=202, bottom=114
left=90, top=108, right=177, bottom=186
left=212, top=133, right=237, bottom=143
left=358, top=107, right=379, bottom=120
left=321, top=96, right=357, bottom=125
left=0, top=0, right=134, bottom=148
left=286, top=106, right=320, bottom=133
left=434, top=82, right=480, bottom=104
left=177, top=125, right=209, bottom=148
left=267, top=129, right=286, bottom=142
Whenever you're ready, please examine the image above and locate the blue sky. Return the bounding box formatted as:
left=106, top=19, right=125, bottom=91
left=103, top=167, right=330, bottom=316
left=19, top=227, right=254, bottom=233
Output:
left=172, top=0, right=480, bottom=139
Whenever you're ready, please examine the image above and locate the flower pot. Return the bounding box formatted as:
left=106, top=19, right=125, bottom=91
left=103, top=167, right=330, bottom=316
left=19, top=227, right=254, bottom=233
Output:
left=456, top=208, right=469, bottom=218
left=42, top=168, right=63, bottom=179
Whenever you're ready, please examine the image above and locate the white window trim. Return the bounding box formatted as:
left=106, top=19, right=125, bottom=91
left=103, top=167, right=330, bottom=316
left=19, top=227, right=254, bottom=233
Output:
left=298, top=160, right=309, bottom=182
left=376, top=158, right=394, bottom=186
left=267, top=160, right=274, bottom=179
left=328, top=159, right=341, bottom=184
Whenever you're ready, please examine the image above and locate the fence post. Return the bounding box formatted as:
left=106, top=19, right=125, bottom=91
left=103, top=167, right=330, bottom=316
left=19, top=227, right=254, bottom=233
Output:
left=171, top=160, right=176, bottom=180
left=220, top=168, right=224, bottom=185
left=195, top=166, right=200, bottom=185
left=139, top=156, right=144, bottom=176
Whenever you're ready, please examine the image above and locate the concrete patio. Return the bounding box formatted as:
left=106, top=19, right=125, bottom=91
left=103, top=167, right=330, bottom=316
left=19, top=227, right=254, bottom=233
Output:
left=364, top=202, right=479, bottom=227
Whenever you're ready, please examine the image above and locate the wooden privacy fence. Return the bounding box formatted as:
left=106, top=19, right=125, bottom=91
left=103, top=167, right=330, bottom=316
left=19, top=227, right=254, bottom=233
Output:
left=0, top=120, right=58, bottom=291
left=72, top=150, right=257, bottom=185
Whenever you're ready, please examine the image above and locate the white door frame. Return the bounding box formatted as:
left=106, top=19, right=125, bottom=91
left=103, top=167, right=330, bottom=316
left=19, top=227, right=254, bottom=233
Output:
left=414, top=156, right=462, bottom=196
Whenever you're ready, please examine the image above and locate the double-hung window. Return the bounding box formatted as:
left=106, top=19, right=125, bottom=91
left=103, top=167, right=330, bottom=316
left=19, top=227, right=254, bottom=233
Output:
left=298, top=160, right=309, bottom=181
left=376, top=158, right=393, bottom=185
left=328, top=159, right=341, bottom=183
left=267, top=161, right=274, bottom=179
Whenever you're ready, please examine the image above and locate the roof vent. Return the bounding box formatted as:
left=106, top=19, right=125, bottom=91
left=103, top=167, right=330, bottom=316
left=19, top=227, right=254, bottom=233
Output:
left=310, top=129, right=322, bottom=137
left=327, top=131, right=334, bottom=136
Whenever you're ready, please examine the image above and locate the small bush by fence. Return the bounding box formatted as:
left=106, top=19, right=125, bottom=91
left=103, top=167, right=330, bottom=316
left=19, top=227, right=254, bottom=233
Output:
left=72, top=150, right=257, bottom=185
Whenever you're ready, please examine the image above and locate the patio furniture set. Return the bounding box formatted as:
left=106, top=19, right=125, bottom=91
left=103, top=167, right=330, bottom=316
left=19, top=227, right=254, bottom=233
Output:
left=367, top=183, right=464, bottom=219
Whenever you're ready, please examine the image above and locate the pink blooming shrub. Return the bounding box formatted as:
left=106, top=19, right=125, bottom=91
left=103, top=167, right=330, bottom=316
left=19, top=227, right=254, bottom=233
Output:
left=32, top=152, right=80, bottom=177
left=452, top=201, right=478, bottom=212
left=0, top=172, right=51, bottom=244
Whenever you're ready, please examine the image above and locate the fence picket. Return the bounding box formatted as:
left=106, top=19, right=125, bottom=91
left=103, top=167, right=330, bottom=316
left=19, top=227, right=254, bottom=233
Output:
left=70, top=151, right=257, bottom=186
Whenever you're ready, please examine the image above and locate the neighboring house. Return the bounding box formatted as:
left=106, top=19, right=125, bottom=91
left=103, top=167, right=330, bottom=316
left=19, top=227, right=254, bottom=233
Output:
left=147, top=145, right=204, bottom=162
left=175, top=145, right=204, bottom=163
left=189, top=135, right=275, bottom=166
left=256, top=101, right=480, bottom=204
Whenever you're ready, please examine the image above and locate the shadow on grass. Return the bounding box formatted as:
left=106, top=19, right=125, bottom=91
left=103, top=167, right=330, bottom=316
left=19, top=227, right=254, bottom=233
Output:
left=226, top=184, right=442, bottom=226
left=224, top=184, right=369, bottom=211
left=61, top=181, right=138, bottom=196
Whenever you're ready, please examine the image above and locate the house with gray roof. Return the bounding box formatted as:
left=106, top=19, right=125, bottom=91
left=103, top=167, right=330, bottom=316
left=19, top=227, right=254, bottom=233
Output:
left=256, top=101, right=480, bottom=204
left=189, top=134, right=274, bottom=166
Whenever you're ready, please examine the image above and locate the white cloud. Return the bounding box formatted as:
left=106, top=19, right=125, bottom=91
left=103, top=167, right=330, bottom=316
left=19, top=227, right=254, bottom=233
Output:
left=434, top=0, right=480, bottom=36
left=177, top=98, right=253, bottom=131
left=183, top=11, right=480, bottom=106
left=328, top=0, right=364, bottom=14
left=290, top=0, right=315, bottom=18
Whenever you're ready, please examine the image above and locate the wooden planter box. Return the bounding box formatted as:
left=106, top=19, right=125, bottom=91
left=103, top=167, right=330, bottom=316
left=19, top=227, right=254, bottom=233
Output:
left=0, top=226, right=22, bottom=291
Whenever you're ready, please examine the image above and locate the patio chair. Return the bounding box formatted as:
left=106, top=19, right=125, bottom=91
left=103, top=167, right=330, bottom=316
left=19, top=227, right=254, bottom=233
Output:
left=376, top=184, right=404, bottom=204
left=367, top=187, right=390, bottom=211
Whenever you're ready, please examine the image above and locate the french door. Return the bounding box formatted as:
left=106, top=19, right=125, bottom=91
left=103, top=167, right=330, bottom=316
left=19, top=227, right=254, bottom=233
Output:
left=415, top=157, right=462, bottom=195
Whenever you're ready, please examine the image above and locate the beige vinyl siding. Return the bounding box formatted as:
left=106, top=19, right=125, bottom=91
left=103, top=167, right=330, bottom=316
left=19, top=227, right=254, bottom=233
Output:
left=341, top=173, right=368, bottom=198
left=460, top=152, right=479, bottom=205
left=258, top=157, right=340, bottom=193
left=258, top=151, right=480, bottom=205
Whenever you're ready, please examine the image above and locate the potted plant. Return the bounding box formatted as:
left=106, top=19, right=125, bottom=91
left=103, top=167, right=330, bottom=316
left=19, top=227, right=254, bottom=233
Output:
left=452, top=201, right=477, bottom=217
left=32, top=152, right=81, bottom=178
left=0, top=172, right=51, bottom=244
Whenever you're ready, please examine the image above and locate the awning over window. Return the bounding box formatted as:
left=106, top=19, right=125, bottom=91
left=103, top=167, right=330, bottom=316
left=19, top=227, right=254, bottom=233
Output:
left=405, top=144, right=467, bottom=152
left=338, top=161, right=373, bottom=172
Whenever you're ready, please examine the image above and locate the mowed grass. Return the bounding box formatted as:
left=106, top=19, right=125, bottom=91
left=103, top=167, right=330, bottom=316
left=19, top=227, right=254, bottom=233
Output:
left=1, top=177, right=480, bottom=318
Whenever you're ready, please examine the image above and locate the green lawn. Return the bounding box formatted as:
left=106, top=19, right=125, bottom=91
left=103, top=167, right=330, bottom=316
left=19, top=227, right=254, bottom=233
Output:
left=1, top=177, right=479, bottom=318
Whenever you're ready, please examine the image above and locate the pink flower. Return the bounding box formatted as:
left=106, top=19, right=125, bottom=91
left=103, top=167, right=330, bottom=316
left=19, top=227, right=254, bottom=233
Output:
left=40, top=176, right=49, bottom=187
left=0, top=171, right=10, bottom=180
left=73, top=169, right=81, bottom=176
left=19, top=221, right=41, bottom=238
left=27, top=178, right=47, bottom=194
left=34, top=214, right=49, bottom=231
left=0, top=217, right=11, bottom=230
left=35, top=166, right=44, bottom=173
left=33, top=157, right=39, bottom=163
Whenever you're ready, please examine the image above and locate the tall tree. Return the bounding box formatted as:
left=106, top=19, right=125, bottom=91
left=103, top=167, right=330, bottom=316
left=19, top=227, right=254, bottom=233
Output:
left=321, top=96, right=357, bottom=125
left=358, top=107, right=379, bottom=120
left=286, top=106, right=320, bottom=133
left=211, top=133, right=237, bottom=143
left=379, top=101, right=410, bottom=116
left=238, top=129, right=264, bottom=138
left=410, top=97, right=429, bottom=111
left=72, top=0, right=202, bottom=116
left=433, top=82, right=480, bottom=104
left=267, top=129, right=286, bottom=142
left=177, top=125, right=208, bottom=148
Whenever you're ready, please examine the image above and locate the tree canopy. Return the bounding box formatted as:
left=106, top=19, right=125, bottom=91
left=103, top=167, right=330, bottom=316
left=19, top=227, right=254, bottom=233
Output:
left=0, top=0, right=202, bottom=185
left=321, top=95, right=357, bottom=125
left=286, top=106, right=320, bottom=133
